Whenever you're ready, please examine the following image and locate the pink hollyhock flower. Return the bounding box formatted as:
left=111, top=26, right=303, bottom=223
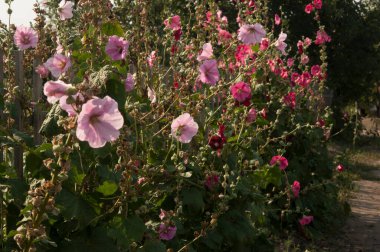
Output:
left=304, top=37, right=312, bottom=47
left=299, top=215, right=314, bottom=226
left=204, top=174, right=219, bottom=190
left=287, top=58, right=295, bottom=67
left=158, top=223, right=176, bottom=241
left=105, top=35, right=129, bottom=61
left=315, top=30, right=331, bottom=45
left=299, top=72, right=312, bottom=87
left=238, top=23, right=266, bottom=45
left=275, top=14, right=281, bottom=25
left=336, top=164, right=344, bottom=172
left=197, top=43, right=213, bottom=61
left=275, top=32, right=287, bottom=55
left=199, top=59, right=220, bottom=85
left=58, top=0, right=74, bottom=20
left=147, top=51, right=156, bottom=68
left=280, top=68, right=288, bottom=79
left=35, top=64, right=49, bottom=78
left=45, top=54, right=71, bottom=78
left=43, top=80, right=73, bottom=104
left=301, top=54, right=309, bottom=65
left=159, top=209, right=168, bottom=220
left=147, top=87, right=157, bottom=103
left=305, top=3, right=314, bottom=14
left=297, top=40, right=304, bottom=54
left=14, top=26, right=38, bottom=50
left=313, top=0, right=322, bottom=9
left=164, top=15, right=181, bottom=31
left=217, top=28, right=232, bottom=44
left=125, top=73, right=134, bottom=92
left=260, top=108, right=267, bottom=119
left=171, top=113, right=198, bottom=143
left=59, top=93, right=84, bottom=116
left=283, top=92, right=296, bottom=109
left=230, top=82, right=251, bottom=103
left=270, top=156, right=289, bottom=170
left=292, top=180, right=301, bottom=198
left=235, top=44, right=253, bottom=65
left=260, top=38, right=269, bottom=51
left=173, top=29, right=182, bottom=41
left=76, top=96, right=124, bottom=148
left=208, top=135, right=224, bottom=152
left=311, top=65, right=322, bottom=76
left=246, top=108, right=257, bottom=123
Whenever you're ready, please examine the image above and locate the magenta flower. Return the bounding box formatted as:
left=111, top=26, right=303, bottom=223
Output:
left=313, top=0, right=323, bottom=9
left=270, top=155, right=288, bottom=170
left=260, top=38, right=269, bottom=51
left=105, top=35, right=129, bottom=61
left=45, top=54, right=71, bottom=78
left=147, top=51, right=157, bottom=68
left=125, top=73, right=134, bottom=92
left=171, top=113, right=198, bottom=143
left=299, top=215, right=314, bottom=226
left=208, top=135, right=224, bottom=151
left=159, top=209, right=168, bottom=220
left=283, top=92, right=296, bottom=109
left=275, top=32, right=287, bottom=55
left=35, top=64, right=49, bottom=78
left=305, top=4, right=314, bottom=14
left=197, top=43, right=213, bottom=61
left=301, top=54, right=309, bottom=65
left=43, top=80, right=73, bottom=104
left=164, top=15, right=181, bottom=31
left=58, top=0, right=74, bottom=20
left=287, top=58, right=295, bottom=67
left=218, top=28, right=232, bottom=44
left=315, top=30, right=331, bottom=45
left=238, top=23, right=266, bottom=45
left=275, top=14, right=281, bottom=25
left=292, top=181, right=301, bottom=198
left=230, top=82, right=251, bottom=103
left=158, top=223, right=177, bottom=241
left=14, top=26, right=38, bottom=50
left=59, top=93, right=84, bottom=116
left=336, top=164, right=344, bottom=172
left=76, top=96, right=124, bottom=148
left=246, top=108, right=257, bottom=123
left=235, top=45, right=253, bottom=65
left=204, top=174, right=220, bottom=190
left=199, top=59, right=219, bottom=85
left=311, top=65, right=322, bottom=76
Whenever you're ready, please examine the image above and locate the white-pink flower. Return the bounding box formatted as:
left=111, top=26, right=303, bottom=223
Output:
left=35, top=64, right=49, bottom=78
left=147, top=51, right=157, bottom=68
left=14, top=26, right=38, bottom=50
left=58, top=1, right=74, bottom=20
left=238, top=24, right=266, bottom=45
left=171, top=113, right=198, bottom=143
left=43, top=80, right=73, bottom=104
left=76, top=96, right=124, bottom=148
left=275, top=32, right=287, bottom=55
left=45, top=54, right=71, bottom=78
left=197, top=43, right=213, bottom=61
left=59, top=93, right=84, bottom=116
left=199, top=59, right=219, bottom=85
left=147, top=87, right=157, bottom=103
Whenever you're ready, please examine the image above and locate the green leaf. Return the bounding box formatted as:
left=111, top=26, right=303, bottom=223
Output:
left=39, top=103, right=64, bottom=137
left=56, top=189, right=97, bottom=229
left=182, top=187, right=205, bottom=215
left=107, top=215, right=146, bottom=248
left=12, top=129, right=33, bottom=147
left=102, top=21, right=124, bottom=37
left=105, top=79, right=127, bottom=115
left=138, top=240, right=166, bottom=252
left=96, top=181, right=118, bottom=196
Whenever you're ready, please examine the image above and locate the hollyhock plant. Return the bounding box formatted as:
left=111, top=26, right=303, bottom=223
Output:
left=43, top=80, right=73, bottom=104
left=197, top=43, right=213, bottom=61
left=238, top=23, right=266, bottom=45
left=105, top=36, right=129, bottom=61
left=230, top=82, right=251, bottom=103
left=299, top=215, right=314, bottom=226
left=164, top=15, right=181, bottom=31
left=76, top=96, right=124, bottom=148
left=275, top=32, right=287, bottom=55
left=270, top=156, right=289, bottom=170
left=35, top=64, right=49, bottom=78
left=158, top=223, right=177, bottom=241
left=58, top=0, right=74, bottom=20
left=292, top=181, right=301, bottom=198
left=171, top=113, right=199, bottom=143
left=199, top=59, right=220, bottom=85
left=283, top=92, right=296, bottom=109
left=125, top=74, right=135, bottom=92
left=315, top=30, right=331, bottom=45
left=45, top=54, right=71, bottom=78
left=311, top=65, right=322, bottom=76
left=14, top=26, right=38, bottom=50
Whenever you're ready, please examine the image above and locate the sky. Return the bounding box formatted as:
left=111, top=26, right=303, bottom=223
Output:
left=0, top=0, right=36, bottom=26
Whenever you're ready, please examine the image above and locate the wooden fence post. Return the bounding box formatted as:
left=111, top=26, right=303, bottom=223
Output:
left=14, top=50, right=24, bottom=180
left=32, top=59, right=43, bottom=145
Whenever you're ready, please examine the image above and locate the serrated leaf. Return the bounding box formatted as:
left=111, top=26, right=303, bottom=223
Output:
left=96, top=181, right=118, bottom=196
left=39, top=103, right=64, bottom=137
left=102, top=21, right=124, bottom=37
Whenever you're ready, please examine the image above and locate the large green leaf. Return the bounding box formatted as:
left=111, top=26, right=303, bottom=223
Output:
left=39, top=103, right=64, bottom=137
left=107, top=215, right=146, bottom=249
left=101, top=21, right=124, bottom=37
left=96, top=181, right=118, bottom=196
left=182, top=187, right=205, bottom=215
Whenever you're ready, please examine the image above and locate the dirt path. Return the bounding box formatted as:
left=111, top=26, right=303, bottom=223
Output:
left=336, top=144, right=380, bottom=252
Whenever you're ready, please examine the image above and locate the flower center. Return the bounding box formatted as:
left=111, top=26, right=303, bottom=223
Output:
left=21, top=35, right=30, bottom=45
